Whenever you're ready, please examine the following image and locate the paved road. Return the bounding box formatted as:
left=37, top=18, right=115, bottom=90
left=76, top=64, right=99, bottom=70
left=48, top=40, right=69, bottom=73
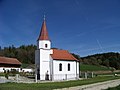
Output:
left=0, top=77, right=12, bottom=83
left=55, top=79, right=120, bottom=90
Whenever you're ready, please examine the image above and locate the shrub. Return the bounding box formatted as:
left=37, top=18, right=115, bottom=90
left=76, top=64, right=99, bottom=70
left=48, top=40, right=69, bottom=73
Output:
left=5, top=73, right=9, bottom=79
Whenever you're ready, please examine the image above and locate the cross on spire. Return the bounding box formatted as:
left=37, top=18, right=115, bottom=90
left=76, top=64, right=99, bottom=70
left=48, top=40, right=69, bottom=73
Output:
left=43, top=14, right=46, bottom=20
left=43, top=12, right=46, bottom=20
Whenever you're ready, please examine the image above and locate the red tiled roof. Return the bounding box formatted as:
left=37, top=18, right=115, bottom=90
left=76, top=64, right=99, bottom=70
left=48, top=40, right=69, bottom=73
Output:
left=0, top=57, right=21, bottom=65
left=51, top=49, right=78, bottom=61
left=38, top=20, right=50, bottom=40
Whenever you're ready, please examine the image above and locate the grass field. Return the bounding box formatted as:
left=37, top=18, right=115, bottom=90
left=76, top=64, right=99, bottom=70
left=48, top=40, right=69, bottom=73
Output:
left=0, top=76, right=120, bottom=90
left=80, top=64, right=110, bottom=71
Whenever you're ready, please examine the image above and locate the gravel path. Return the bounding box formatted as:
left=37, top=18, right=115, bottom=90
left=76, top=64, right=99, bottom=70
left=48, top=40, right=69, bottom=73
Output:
left=0, top=77, right=12, bottom=83
left=55, top=79, right=120, bottom=90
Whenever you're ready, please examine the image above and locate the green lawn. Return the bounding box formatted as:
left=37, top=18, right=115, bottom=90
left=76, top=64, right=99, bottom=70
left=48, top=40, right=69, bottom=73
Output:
left=80, top=64, right=110, bottom=71
left=0, top=76, right=120, bottom=90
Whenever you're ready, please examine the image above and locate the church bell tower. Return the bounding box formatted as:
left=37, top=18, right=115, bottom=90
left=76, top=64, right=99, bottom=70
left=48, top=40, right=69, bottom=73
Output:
left=35, top=17, right=53, bottom=80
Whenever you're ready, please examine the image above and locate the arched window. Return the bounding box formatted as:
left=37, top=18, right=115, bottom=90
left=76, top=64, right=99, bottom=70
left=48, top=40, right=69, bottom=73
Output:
left=59, top=63, right=62, bottom=71
left=68, top=63, right=70, bottom=71
left=45, top=44, right=48, bottom=48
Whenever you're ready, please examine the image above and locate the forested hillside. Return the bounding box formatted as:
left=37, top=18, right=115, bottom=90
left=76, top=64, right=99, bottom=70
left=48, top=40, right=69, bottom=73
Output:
left=81, top=52, right=120, bottom=70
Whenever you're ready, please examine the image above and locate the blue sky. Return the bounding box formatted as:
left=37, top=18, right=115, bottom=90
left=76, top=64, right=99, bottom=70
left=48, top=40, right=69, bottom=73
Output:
left=0, top=0, right=120, bottom=57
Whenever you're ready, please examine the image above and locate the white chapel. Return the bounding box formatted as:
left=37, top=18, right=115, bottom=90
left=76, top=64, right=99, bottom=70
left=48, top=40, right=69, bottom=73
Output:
left=35, top=18, right=79, bottom=81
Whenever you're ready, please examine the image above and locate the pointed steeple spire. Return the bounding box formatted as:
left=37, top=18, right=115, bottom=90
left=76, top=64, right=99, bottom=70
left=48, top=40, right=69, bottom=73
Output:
left=38, top=16, right=50, bottom=41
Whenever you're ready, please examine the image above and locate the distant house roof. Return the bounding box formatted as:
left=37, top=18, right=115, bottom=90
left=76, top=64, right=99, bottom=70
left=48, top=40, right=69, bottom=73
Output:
left=0, top=57, right=21, bottom=65
left=51, top=49, right=78, bottom=61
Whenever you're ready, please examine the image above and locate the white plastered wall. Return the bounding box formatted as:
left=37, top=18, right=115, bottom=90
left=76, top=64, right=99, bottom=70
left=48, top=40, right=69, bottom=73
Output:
left=52, top=60, right=79, bottom=80
left=39, top=49, right=53, bottom=80
left=37, top=40, right=51, bottom=49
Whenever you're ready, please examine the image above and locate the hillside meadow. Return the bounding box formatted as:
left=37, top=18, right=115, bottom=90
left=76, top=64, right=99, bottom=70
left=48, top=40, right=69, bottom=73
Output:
left=80, top=64, right=110, bottom=71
